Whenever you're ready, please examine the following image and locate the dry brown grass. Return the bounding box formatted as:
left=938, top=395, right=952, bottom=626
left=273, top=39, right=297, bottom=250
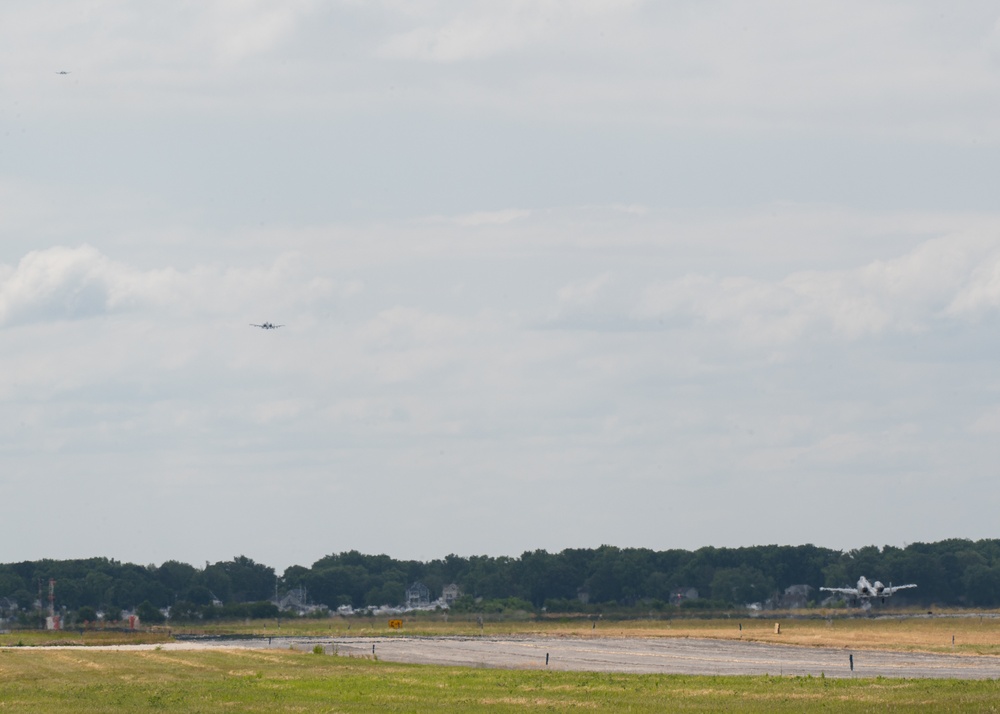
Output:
left=512, top=614, right=1000, bottom=655
left=30, top=610, right=1000, bottom=656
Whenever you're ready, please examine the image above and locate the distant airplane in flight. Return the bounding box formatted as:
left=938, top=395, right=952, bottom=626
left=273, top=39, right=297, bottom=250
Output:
left=820, top=576, right=916, bottom=604
left=250, top=322, right=284, bottom=330
left=55, top=71, right=70, bottom=75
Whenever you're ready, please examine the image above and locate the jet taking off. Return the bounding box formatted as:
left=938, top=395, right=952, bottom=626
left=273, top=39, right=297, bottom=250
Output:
left=250, top=322, right=284, bottom=330
left=821, top=576, right=916, bottom=605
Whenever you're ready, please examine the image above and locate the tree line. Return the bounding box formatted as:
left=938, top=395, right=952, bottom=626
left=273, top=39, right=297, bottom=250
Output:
left=2, top=539, right=1000, bottom=623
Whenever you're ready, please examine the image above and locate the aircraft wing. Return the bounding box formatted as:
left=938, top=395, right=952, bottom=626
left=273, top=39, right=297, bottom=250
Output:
left=819, top=586, right=859, bottom=596
left=883, top=584, right=917, bottom=596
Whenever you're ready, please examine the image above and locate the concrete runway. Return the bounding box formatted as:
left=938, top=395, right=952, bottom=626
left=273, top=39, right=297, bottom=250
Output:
left=38, top=635, right=999, bottom=680
left=320, top=636, right=1000, bottom=680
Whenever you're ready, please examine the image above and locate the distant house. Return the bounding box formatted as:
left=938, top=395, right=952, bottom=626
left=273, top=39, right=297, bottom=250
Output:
left=277, top=587, right=316, bottom=616
left=280, top=587, right=328, bottom=616
left=441, top=583, right=461, bottom=605
left=405, top=582, right=431, bottom=608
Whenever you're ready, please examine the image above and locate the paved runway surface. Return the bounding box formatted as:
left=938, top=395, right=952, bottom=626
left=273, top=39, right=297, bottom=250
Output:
left=321, top=636, right=1000, bottom=680
left=24, top=635, right=1000, bottom=680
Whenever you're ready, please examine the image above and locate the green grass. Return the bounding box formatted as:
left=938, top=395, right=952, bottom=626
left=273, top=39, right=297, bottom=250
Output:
left=1, top=648, right=999, bottom=712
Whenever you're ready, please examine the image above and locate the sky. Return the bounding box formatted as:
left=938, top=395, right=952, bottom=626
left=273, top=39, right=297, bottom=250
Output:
left=3, top=1, right=1000, bottom=572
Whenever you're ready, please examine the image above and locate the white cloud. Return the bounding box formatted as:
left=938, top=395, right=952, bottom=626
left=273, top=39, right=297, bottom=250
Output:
left=3, top=205, right=1000, bottom=563
left=636, top=233, right=1000, bottom=343
left=5, top=1, right=1000, bottom=141
left=204, top=1, right=314, bottom=64
left=375, top=0, right=635, bottom=63
left=365, top=1, right=1000, bottom=140
left=430, top=209, right=532, bottom=227
left=9, top=0, right=1000, bottom=567
left=945, top=250, right=1000, bottom=317
left=557, top=273, right=612, bottom=308
left=0, top=245, right=340, bottom=327
left=610, top=203, right=648, bottom=216
left=0, top=245, right=130, bottom=324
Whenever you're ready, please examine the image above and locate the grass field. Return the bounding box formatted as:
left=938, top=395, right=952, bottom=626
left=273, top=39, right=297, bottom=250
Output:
left=5, top=612, right=1000, bottom=656
left=0, top=630, right=172, bottom=648
left=2, top=646, right=1000, bottom=712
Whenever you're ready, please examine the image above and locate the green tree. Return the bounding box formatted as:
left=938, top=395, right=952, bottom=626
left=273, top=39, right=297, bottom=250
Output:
left=169, top=600, right=200, bottom=621
left=226, top=556, right=276, bottom=602
left=963, top=565, right=1000, bottom=607
left=136, top=600, right=165, bottom=624
left=710, top=566, right=773, bottom=605
left=157, top=561, right=198, bottom=600
left=183, top=585, right=215, bottom=606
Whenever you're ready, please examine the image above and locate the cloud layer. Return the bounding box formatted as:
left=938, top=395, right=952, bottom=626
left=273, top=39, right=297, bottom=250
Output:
left=4, top=1, right=1000, bottom=140
left=3, top=2, right=1000, bottom=569
left=3, top=205, right=1000, bottom=568
left=0, top=245, right=338, bottom=326
left=637, top=234, right=1000, bottom=342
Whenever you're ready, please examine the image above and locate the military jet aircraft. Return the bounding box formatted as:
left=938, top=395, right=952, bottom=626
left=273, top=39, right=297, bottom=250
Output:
left=55, top=71, right=71, bottom=75
left=820, top=576, right=916, bottom=605
left=250, top=322, right=284, bottom=330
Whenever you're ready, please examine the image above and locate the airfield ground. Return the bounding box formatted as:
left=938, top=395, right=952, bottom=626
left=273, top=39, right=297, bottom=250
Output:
left=4, top=616, right=1000, bottom=711
left=2, top=642, right=1000, bottom=712
left=327, top=635, right=1000, bottom=679
left=154, top=611, right=1000, bottom=656
left=8, top=612, right=1000, bottom=653
left=19, top=634, right=999, bottom=680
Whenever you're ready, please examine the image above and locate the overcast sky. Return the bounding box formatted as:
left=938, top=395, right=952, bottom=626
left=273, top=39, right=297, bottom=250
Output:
left=3, top=1, right=1000, bottom=572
